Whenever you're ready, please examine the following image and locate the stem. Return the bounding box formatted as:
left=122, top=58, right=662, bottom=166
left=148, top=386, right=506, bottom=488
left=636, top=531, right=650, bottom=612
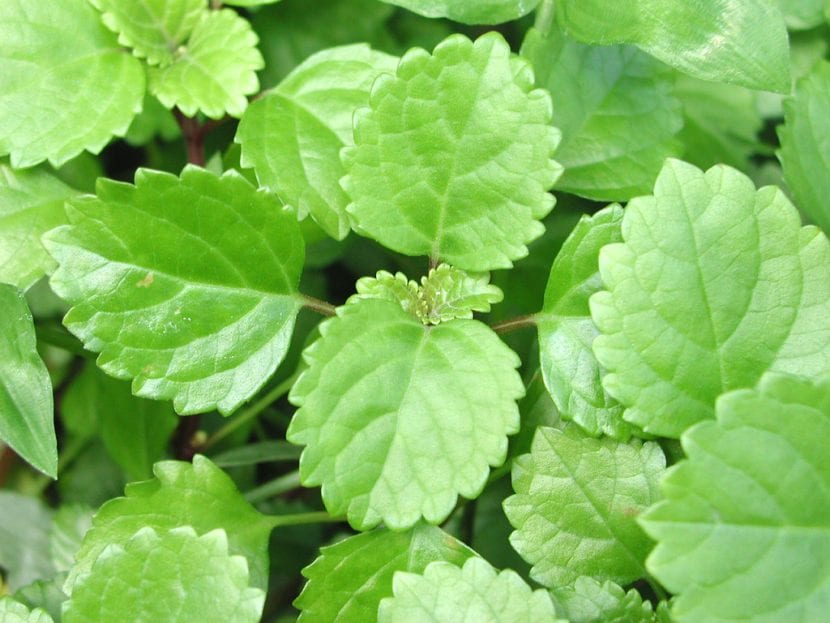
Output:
left=269, top=511, right=344, bottom=528
left=244, top=470, right=301, bottom=503
left=490, top=314, right=538, bottom=334
left=534, top=0, right=556, bottom=35
left=35, top=323, right=92, bottom=358
left=174, top=109, right=206, bottom=166
left=201, top=371, right=300, bottom=451
left=301, top=295, right=337, bottom=317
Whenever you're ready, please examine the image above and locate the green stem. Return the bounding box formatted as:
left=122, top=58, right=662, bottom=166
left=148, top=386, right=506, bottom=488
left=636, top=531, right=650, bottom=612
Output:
left=201, top=371, right=299, bottom=451
left=244, top=470, right=301, bottom=503
left=301, top=294, right=337, bottom=317
left=486, top=460, right=512, bottom=485
left=490, top=314, right=538, bottom=335
left=35, top=323, right=92, bottom=358
left=534, top=0, right=556, bottom=35
left=269, top=511, right=344, bottom=528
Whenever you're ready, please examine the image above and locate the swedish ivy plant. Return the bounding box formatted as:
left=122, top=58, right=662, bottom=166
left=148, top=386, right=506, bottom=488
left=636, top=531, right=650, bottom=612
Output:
left=2, top=0, right=829, bottom=622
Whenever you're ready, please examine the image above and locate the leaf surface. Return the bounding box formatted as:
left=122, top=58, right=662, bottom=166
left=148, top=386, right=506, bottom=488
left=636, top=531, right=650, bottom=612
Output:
left=521, top=27, right=681, bottom=201
left=555, top=0, right=790, bottom=92
left=0, top=493, right=54, bottom=591
left=377, top=0, right=540, bottom=24
left=0, top=0, right=145, bottom=167
left=288, top=299, right=523, bottom=530
left=0, top=285, right=56, bottom=477
left=66, top=455, right=275, bottom=593
left=148, top=9, right=264, bottom=118
left=377, top=557, right=561, bottom=622
left=295, top=524, right=475, bottom=622
left=63, top=527, right=265, bottom=623
left=538, top=206, right=628, bottom=439
left=238, top=44, right=398, bottom=239
left=342, top=32, right=562, bottom=271
left=591, top=159, right=830, bottom=437
left=504, top=425, right=664, bottom=587
left=0, top=599, right=54, bottom=623
left=778, top=60, right=830, bottom=233
left=640, top=373, right=830, bottom=622
left=552, top=577, right=664, bottom=623
left=49, top=505, right=93, bottom=574
left=44, top=166, right=304, bottom=415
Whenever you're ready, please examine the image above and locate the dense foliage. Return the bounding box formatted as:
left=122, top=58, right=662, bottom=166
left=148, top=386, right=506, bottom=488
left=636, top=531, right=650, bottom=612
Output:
left=1, top=0, right=828, bottom=621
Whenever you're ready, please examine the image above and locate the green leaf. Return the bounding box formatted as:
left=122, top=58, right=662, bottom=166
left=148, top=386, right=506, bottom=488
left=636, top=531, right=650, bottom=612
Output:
left=504, top=425, right=664, bottom=587
left=49, top=505, right=93, bottom=573
left=538, top=206, right=629, bottom=439
left=66, top=455, right=275, bottom=593
left=148, top=9, right=264, bottom=118
left=237, top=44, right=398, bottom=239
left=342, top=32, right=562, bottom=271
left=778, top=60, right=830, bottom=233
left=0, top=165, right=77, bottom=291
left=93, top=0, right=206, bottom=66
left=0, top=0, right=145, bottom=167
left=63, top=527, right=265, bottom=623
left=377, top=557, right=561, bottom=622
left=509, top=371, right=561, bottom=459
left=521, top=27, right=682, bottom=201
left=211, top=441, right=302, bottom=468
left=0, top=493, right=54, bottom=591
left=552, top=577, right=663, bottom=623
left=295, top=523, right=475, bottom=622
left=0, top=598, right=54, bottom=623
left=376, top=0, right=540, bottom=24
left=13, top=575, right=67, bottom=623
left=778, top=0, right=826, bottom=29
left=640, top=373, right=830, bottom=622
left=0, top=285, right=56, bottom=477
left=288, top=299, right=523, bottom=530
left=555, top=0, right=791, bottom=93
left=225, top=0, right=282, bottom=5
left=124, top=95, right=181, bottom=146
left=61, top=363, right=178, bottom=480
left=676, top=75, right=763, bottom=171
left=43, top=166, right=304, bottom=415
left=591, top=159, right=830, bottom=437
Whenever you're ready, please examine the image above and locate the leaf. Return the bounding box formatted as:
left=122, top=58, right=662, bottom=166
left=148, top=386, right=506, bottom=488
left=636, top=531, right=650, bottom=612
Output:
left=504, top=425, right=664, bottom=587
left=43, top=166, right=304, bottom=415
left=93, top=0, right=206, bottom=66
left=0, top=493, right=54, bottom=591
left=0, top=285, right=56, bottom=477
left=521, top=27, right=682, bottom=201
left=237, top=44, right=398, bottom=239
left=0, top=166, right=77, bottom=291
left=66, top=455, right=275, bottom=593
left=225, top=0, right=283, bottom=5
left=295, top=523, right=475, bottom=622
left=148, top=9, right=264, bottom=118
left=49, top=505, right=93, bottom=574
left=342, top=32, right=562, bottom=271
left=555, top=0, right=791, bottom=93
left=0, top=0, right=145, bottom=167
left=778, top=60, right=830, bottom=233
left=640, top=373, right=830, bottom=622
left=61, top=363, right=178, bottom=480
left=537, top=206, right=629, bottom=439
left=508, top=371, right=561, bottom=459
left=376, top=0, right=540, bottom=24
left=552, top=577, right=664, bottom=623
left=377, top=557, right=561, bottom=622
left=211, top=441, right=302, bottom=468
left=591, top=159, right=830, bottom=437
left=124, top=95, right=181, bottom=146
left=63, top=527, right=265, bottom=623
left=777, top=0, right=825, bottom=29
left=0, top=598, right=54, bottom=623
left=13, top=575, right=67, bottom=623
left=287, top=299, right=523, bottom=530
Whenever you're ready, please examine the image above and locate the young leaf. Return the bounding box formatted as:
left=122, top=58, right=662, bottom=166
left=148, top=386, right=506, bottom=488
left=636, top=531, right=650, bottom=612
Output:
left=0, top=166, right=77, bottom=291
left=287, top=299, right=523, bottom=530
left=61, top=363, right=178, bottom=480
left=0, top=492, right=55, bottom=591
left=555, top=0, right=791, bottom=93
left=0, top=285, right=56, bottom=478
left=552, top=577, right=665, bottom=623
left=376, top=0, right=540, bottom=25
left=778, top=60, right=830, bottom=233
left=377, top=557, right=561, bottom=622
left=63, top=527, right=265, bottom=623
left=66, top=455, right=275, bottom=593
left=0, top=598, right=54, bottom=623
left=92, top=0, right=206, bottom=66
left=43, top=166, right=304, bottom=415
left=591, top=159, right=830, bottom=437
left=148, top=9, right=264, bottom=118
left=342, top=32, right=562, bottom=271
left=237, top=44, right=398, bottom=239
left=504, top=425, right=664, bottom=587
left=295, top=523, right=475, bottom=622
left=537, top=206, right=629, bottom=439
left=640, top=373, right=830, bottom=622
left=521, top=27, right=682, bottom=201
left=0, top=0, right=145, bottom=168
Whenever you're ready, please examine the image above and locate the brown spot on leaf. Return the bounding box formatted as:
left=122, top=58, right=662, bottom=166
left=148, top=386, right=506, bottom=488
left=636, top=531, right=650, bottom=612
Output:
left=137, top=272, right=154, bottom=288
